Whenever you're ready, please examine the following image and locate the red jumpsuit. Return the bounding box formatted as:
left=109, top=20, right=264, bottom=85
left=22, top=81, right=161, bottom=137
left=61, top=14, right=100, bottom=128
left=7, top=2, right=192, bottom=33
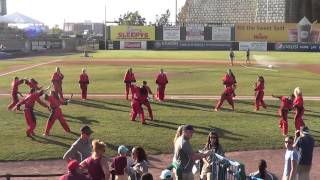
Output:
left=278, top=96, right=293, bottom=136
left=79, top=73, right=89, bottom=100
left=254, top=81, right=267, bottom=111
left=223, top=74, right=236, bottom=97
left=156, top=73, right=168, bottom=101
left=44, top=94, right=71, bottom=135
left=140, top=85, right=153, bottom=120
left=130, top=85, right=145, bottom=124
left=25, top=79, right=41, bottom=90
left=16, top=91, right=48, bottom=137
left=123, top=72, right=136, bottom=100
left=215, top=87, right=234, bottom=111
left=7, top=79, right=24, bottom=110
left=293, top=95, right=305, bottom=130
left=51, top=72, right=64, bottom=99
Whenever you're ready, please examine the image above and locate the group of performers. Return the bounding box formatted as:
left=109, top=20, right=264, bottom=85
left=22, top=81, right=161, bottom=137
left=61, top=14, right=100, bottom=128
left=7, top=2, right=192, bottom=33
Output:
left=7, top=66, right=305, bottom=136
left=215, top=68, right=306, bottom=136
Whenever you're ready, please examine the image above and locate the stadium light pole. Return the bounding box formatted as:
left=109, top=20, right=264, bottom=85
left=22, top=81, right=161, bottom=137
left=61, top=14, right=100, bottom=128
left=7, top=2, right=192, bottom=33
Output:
left=175, top=0, right=178, bottom=25
left=104, top=1, right=107, bottom=50
left=266, top=0, right=269, bottom=22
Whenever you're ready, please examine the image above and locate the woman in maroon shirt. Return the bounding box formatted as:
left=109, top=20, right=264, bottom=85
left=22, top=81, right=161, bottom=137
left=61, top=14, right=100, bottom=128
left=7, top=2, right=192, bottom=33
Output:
left=80, top=139, right=110, bottom=180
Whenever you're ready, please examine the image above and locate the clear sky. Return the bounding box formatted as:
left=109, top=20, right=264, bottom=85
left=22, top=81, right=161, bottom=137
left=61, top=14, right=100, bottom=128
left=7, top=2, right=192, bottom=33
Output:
left=7, top=0, right=186, bottom=28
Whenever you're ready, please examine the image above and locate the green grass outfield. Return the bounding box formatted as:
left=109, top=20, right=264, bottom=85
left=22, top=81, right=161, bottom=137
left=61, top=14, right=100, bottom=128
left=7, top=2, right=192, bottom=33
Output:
left=0, top=51, right=319, bottom=161
left=0, top=98, right=319, bottom=161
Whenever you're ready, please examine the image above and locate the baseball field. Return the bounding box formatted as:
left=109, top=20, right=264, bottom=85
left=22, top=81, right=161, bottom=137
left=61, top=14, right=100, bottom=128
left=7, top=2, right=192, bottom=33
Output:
left=0, top=50, right=319, bottom=162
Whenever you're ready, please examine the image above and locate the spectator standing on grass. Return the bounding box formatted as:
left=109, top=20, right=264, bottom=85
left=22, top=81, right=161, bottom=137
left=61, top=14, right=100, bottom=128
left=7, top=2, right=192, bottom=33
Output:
left=246, top=48, right=250, bottom=64
left=282, top=136, right=298, bottom=180
left=128, top=146, right=149, bottom=180
left=229, top=49, right=235, bottom=66
left=249, top=159, right=275, bottom=180
left=59, top=160, right=89, bottom=180
left=63, top=126, right=93, bottom=162
left=200, top=130, right=224, bottom=180
left=111, top=145, right=129, bottom=180
left=173, top=125, right=210, bottom=180
left=294, top=126, right=315, bottom=180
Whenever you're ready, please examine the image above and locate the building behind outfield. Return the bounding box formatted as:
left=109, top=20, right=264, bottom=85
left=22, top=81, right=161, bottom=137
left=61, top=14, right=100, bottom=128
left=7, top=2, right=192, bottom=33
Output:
left=178, top=0, right=320, bottom=25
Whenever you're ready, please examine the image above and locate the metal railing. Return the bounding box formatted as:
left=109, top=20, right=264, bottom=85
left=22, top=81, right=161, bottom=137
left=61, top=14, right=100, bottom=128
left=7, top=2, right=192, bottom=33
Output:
left=211, top=153, right=246, bottom=180
left=0, top=173, right=63, bottom=180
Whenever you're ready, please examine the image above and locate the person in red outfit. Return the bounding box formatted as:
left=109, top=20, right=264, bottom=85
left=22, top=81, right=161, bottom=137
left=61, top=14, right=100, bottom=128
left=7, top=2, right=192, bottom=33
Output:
left=25, top=78, right=42, bottom=90
left=79, top=68, right=89, bottom=100
left=214, top=86, right=235, bottom=111
left=43, top=90, right=72, bottom=136
left=7, top=76, right=24, bottom=110
left=51, top=67, right=64, bottom=100
left=293, top=87, right=305, bottom=131
left=272, top=94, right=294, bottom=136
left=14, top=88, right=49, bottom=137
left=130, top=84, right=145, bottom=124
left=155, top=69, right=168, bottom=102
left=124, top=67, right=136, bottom=100
left=140, top=81, right=154, bottom=120
left=59, top=160, right=89, bottom=180
left=222, top=69, right=237, bottom=97
left=254, top=76, right=267, bottom=111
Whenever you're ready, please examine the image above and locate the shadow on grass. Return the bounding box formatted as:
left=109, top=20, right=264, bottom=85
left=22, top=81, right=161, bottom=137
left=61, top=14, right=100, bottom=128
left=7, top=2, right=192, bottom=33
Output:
left=70, top=100, right=129, bottom=113
left=88, top=99, right=131, bottom=108
left=50, top=134, right=77, bottom=141
left=236, top=100, right=279, bottom=110
left=154, top=100, right=212, bottom=112
left=166, top=99, right=213, bottom=110
left=32, top=135, right=70, bottom=148
left=34, top=110, right=100, bottom=125
left=148, top=119, right=246, bottom=141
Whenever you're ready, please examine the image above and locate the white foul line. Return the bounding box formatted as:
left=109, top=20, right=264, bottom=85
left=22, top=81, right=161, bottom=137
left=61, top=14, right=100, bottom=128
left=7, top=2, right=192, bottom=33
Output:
left=240, top=64, right=279, bottom=72
left=0, top=59, right=62, bottom=77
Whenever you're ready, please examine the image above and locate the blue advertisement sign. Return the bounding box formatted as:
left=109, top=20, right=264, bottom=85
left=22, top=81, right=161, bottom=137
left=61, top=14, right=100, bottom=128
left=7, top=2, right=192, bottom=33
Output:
left=275, top=43, right=320, bottom=52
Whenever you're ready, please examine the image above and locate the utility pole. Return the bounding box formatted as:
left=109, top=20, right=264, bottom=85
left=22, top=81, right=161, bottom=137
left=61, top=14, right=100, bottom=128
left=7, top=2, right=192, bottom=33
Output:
left=104, top=1, right=107, bottom=50
left=175, top=0, right=178, bottom=25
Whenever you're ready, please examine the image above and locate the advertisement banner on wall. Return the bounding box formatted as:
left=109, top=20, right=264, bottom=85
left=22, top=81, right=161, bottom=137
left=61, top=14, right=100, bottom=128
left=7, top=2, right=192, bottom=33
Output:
left=235, top=23, right=320, bottom=42
left=275, top=43, right=320, bottom=52
left=120, top=41, right=147, bottom=50
left=186, top=26, right=204, bottom=40
left=212, top=27, right=231, bottom=41
left=239, top=42, right=267, bottom=51
left=153, top=41, right=232, bottom=50
left=111, top=26, right=155, bottom=40
left=163, top=26, right=180, bottom=40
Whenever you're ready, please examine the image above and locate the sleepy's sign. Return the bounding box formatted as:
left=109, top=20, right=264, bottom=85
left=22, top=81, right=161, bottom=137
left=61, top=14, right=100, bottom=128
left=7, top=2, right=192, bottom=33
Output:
left=111, top=26, right=155, bottom=40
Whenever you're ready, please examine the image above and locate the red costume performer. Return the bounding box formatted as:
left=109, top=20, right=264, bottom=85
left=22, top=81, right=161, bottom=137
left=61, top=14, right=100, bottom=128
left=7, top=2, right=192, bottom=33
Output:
left=254, top=76, right=267, bottom=111
left=51, top=67, right=64, bottom=100
left=273, top=95, right=294, bottom=136
left=7, top=77, right=24, bottom=110
left=223, top=69, right=237, bottom=97
left=43, top=91, right=71, bottom=136
left=25, top=78, right=41, bottom=90
left=79, top=69, right=89, bottom=100
left=293, top=88, right=305, bottom=131
left=15, top=89, right=49, bottom=137
left=123, top=68, right=136, bottom=100
left=130, top=84, right=145, bottom=124
left=155, top=69, right=168, bottom=101
left=215, top=87, right=235, bottom=111
left=140, top=81, right=153, bottom=120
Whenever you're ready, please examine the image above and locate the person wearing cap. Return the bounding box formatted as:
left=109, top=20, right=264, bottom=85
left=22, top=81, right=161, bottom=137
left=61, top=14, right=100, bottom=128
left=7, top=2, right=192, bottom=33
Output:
left=59, top=160, right=89, bottom=180
left=173, top=125, right=210, bottom=180
left=111, top=145, right=129, bottom=180
left=160, top=169, right=173, bottom=180
left=294, top=126, right=315, bottom=180
left=63, top=126, right=93, bottom=162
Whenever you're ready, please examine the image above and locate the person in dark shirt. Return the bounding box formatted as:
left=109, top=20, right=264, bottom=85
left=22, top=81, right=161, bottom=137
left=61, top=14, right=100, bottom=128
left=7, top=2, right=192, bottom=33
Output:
left=294, top=126, right=315, bottom=180
left=111, top=145, right=129, bottom=180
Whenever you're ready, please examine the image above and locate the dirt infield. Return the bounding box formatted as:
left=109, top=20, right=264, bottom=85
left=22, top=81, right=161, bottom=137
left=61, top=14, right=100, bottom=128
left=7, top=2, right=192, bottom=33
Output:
left=0, top=148, right=319, bottom=179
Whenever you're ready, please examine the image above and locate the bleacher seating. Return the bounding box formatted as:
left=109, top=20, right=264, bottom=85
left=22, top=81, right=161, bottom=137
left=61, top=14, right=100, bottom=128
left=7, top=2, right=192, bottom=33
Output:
left=179, top=0, right=287, bottom=25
